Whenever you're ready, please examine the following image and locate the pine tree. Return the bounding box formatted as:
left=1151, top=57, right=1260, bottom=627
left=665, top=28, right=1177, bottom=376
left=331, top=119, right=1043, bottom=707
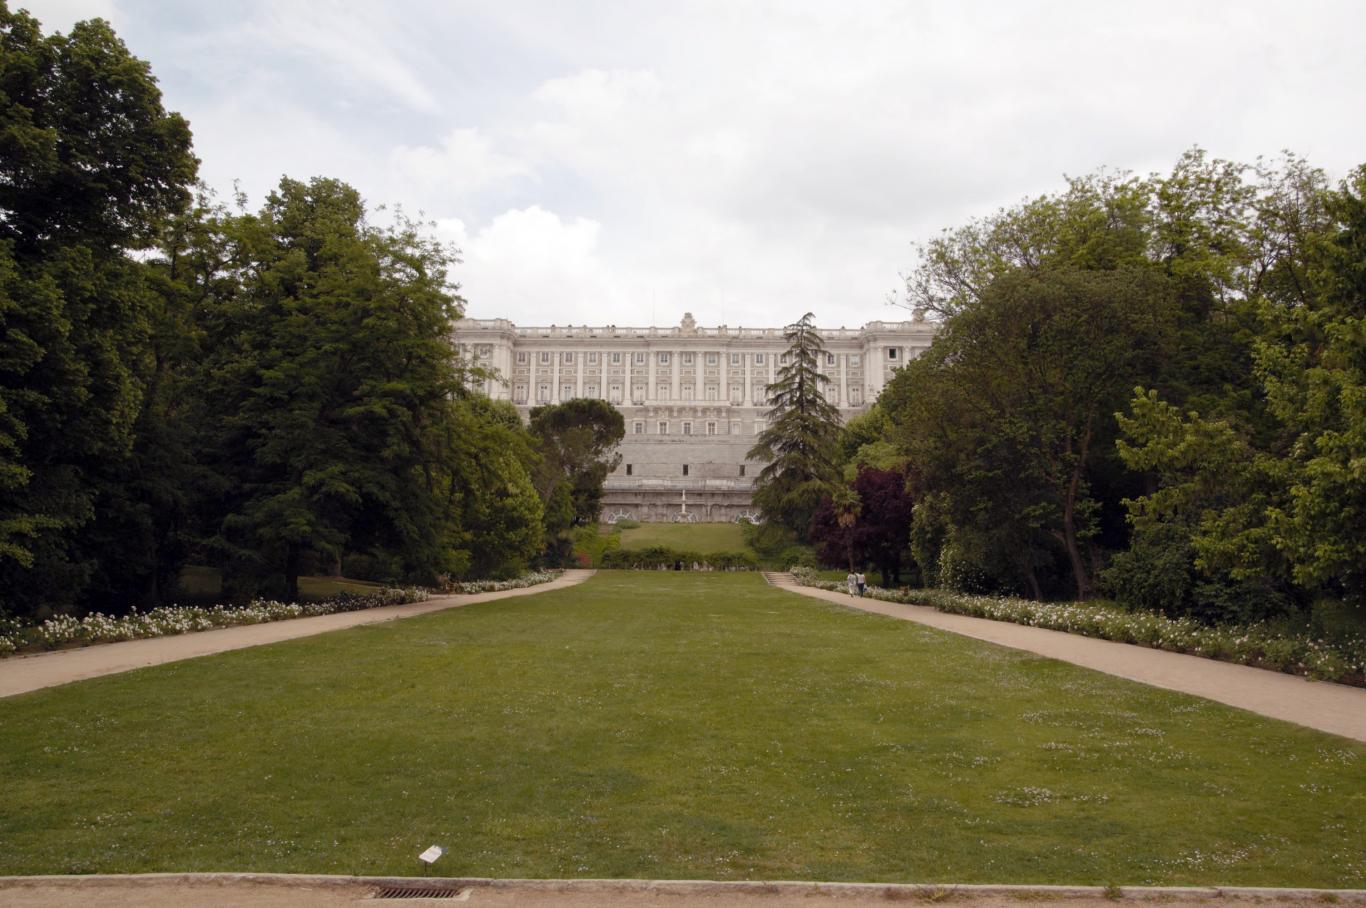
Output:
left=747, top=312, right=842, bottom=535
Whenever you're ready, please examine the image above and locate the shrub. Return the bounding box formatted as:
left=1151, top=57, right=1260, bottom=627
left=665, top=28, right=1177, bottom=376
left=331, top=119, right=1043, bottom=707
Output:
left=599, top=547, right=758, bottom=571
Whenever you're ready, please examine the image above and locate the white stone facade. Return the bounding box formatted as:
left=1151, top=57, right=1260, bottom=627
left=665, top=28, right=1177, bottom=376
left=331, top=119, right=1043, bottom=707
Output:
left=452, top=313, right=936, bottom=522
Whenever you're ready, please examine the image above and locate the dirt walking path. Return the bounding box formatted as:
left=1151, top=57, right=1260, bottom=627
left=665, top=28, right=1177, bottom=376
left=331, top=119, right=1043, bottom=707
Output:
left=772, top=577, right=1366, bottom=742
left=1, top=875, right=1360, bottom=908
left=0, top=570, right=594, bottom=699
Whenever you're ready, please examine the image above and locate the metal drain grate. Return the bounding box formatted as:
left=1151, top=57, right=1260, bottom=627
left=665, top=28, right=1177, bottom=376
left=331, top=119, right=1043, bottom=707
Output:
left=373, top=885, right=467, bottom=899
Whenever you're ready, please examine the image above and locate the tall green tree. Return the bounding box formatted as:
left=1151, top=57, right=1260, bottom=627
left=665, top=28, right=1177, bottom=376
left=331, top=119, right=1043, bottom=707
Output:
left=1111, top=165, right=1366, bottom=616
left=891, top=267, right=1176, bottom=599
left=197, top=178, right=466, bottom=600
left=0, top=5, right=196, bottom=617
left=442, top=397, right=544, bottom=580
left=529, top=397, right=624, bottom=562
left=748, top=312, right=842, bottom=535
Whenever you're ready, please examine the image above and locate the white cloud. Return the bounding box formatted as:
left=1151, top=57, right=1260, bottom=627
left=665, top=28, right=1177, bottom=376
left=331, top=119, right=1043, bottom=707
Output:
left=95, top=0, right=1366, bottom=330
left=387, top=129, right=536, bottom=215
left=449, top=207, right=634, bottom=324
left=26, top=0, right=119, bottom=30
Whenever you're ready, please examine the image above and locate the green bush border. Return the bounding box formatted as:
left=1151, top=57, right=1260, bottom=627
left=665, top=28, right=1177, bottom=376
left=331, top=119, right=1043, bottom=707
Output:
left=600, top=546, right=759, bottom=571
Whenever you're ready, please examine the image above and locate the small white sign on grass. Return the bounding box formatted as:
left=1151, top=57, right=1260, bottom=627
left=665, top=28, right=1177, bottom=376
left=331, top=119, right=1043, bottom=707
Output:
left=419, top=845, right=445, bottom=865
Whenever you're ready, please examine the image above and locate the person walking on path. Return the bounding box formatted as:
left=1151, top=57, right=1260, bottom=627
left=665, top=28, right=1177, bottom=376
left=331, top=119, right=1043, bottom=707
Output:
left=856, top=572, right=866, bottom=596
left=846, top=571, right=857, bottom=596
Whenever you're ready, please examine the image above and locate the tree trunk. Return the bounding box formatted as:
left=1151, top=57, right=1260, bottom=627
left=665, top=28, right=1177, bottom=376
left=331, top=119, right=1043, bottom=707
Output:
left=1060, top=418, right=1095, bottom=600
left=285, top=544, right=301, bottom=602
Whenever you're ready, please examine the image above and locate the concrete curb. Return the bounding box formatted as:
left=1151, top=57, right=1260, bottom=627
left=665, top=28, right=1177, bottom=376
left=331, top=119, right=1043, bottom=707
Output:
left=2, top=873, right=1363, bottom=900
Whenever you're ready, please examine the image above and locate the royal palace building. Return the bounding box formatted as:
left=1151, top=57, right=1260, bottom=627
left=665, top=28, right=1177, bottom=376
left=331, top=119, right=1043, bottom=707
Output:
left=452, top=312, right=936, bottom=522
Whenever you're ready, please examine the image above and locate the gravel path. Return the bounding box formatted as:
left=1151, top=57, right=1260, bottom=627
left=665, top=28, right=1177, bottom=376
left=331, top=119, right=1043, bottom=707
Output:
left=0, top=570, right=595, bottom=699
left=772, top=576, right=1366, bottom=742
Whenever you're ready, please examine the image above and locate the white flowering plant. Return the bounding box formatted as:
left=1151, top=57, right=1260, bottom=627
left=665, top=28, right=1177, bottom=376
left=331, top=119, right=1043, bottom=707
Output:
left=789, top=567, right=1365, bottom=685
left=1, top=587, right=429, bottom=657
left=441, top=571, right=560, bottom=594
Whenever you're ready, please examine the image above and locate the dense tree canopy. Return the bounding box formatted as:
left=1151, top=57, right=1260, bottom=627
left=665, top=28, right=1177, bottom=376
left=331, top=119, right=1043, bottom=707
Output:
left=0, top=8, right=570, bottom=618
left=0, top=3, right=197, bottom=615
left=877, top=150, right=1366, bottom=623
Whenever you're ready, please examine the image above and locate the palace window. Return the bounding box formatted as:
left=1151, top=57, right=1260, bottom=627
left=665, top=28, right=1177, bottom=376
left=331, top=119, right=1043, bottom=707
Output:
left=634, top=352, right=646, bottom=364
left=563, top=351, right=574, bottom=364
left=730, top=419, right=741, bottom=435
left=633, top=421, right=644, bottom=434
left=706, top=386, right=718, bottom=401
left=730, top=353, right=741, bottom=366
left=706, top=421, right=717, bottom=435
left=682, top=421, right=692, bottom=435
left=588, top=352, right=599, bottom=364
left=516, top=352, right=528, bottom=364
left=754, top=353, right=765, bottom=365
left=540, top=352, right=551, bottom=364
left=513, top=384, right=527, bottom=404
left=560, top=384, right=573, bottom=400
left=610, top=383, right=622, bottom=403
left=730, top=385, right=743, bottom=403
left=739, top=465, right=746, bottom=477
left=658, top=420, right=669, bottom=434
left=626, top=464, right=633, bottom=476
left=658, top=352, right=670, bottom=365
left=850, top=354, right=860, bottom=366
left=682, top=464, right=690, bottom=476
left=631, top=385, right=645, bottom=403
left=887, top=348, right=898, bottom=360
left=850, top=388, right=862, bottom=406
left=683, top=352, right=694, bottom=365
left=754, top=418, right=765, bottom=434
left=537, top=384, right=550, bottom=402
left=681, top=383, right=693, bottom=401
left=826, top=352, right=836, bottom=365
left=611, top=352, right=622, bottom=364
left=657, top=384, right=671, bottom=400
left=706, top=353, right=718, bottom=366
left=585, top=384, right=599, bottom=398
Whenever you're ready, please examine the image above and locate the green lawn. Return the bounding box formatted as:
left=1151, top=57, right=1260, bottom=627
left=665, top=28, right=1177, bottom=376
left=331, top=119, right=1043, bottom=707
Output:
left=616, top=521, right=748, bottom=553
left=1, top=573, right=1362, bottom=885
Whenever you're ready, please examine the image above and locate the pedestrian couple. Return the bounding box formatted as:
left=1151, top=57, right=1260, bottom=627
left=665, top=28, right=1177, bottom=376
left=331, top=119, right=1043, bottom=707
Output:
left=845, top=570, right=866, bottom=597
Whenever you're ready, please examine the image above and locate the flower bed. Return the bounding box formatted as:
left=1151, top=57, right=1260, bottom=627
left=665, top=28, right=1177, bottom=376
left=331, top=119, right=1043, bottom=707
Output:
left=789, top=568, right=1366, bottom=686
left=0, top=587, right=429, bottom=658
left=443, top=571, right=560, bottom=594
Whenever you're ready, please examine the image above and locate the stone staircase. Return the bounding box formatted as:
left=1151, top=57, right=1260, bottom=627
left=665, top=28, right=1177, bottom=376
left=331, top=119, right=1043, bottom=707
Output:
left=760, top=571, right=794, bottom=586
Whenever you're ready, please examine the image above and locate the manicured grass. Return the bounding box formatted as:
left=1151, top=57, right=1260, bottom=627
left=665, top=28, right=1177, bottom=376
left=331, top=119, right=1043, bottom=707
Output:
left=616, top=521, right=748, bottom=553
left=1, top=573, right=1362, bottom=884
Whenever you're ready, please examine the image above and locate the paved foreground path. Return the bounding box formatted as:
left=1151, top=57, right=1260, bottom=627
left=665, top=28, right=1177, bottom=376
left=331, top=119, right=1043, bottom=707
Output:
left=0, top=570, right=594, bottom=699
left=771, top=576, right=1366, bottom=742
left=1, top=875, right=1361, bottom=908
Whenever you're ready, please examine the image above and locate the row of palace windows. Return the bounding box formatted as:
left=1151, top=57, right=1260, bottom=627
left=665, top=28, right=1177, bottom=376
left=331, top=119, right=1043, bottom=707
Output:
left=515, top=350, right=867, bottom=367
left=512, top=384, right=860, bottom=406
left=624, top=463, right=747, bottom=478
left=624, top=418, right=766, bottom=436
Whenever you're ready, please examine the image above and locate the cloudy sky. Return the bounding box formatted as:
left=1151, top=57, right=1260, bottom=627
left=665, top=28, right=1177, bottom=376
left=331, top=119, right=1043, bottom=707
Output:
left=28, top=0, right=1366, bottom=330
